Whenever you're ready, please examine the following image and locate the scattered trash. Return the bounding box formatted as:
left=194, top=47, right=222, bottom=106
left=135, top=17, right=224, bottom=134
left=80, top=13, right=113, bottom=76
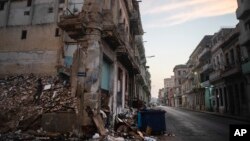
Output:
left=144, top=136, right=157, bottom=141
left=92, top=133, right=100, bottom=139
left=43, top=84, right=52, bottom=90
left=164, top=133, right=175, bottom=136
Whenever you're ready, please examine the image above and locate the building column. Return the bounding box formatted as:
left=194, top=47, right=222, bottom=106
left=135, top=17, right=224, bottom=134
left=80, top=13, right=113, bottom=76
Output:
left=112, top=58, right=118, bottom=119
left=122, top=70, right=126, bottom=108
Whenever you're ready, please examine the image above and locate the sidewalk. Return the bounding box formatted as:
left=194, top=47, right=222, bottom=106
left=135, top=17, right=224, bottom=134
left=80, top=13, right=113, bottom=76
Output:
left=172, top=106, right=250, bottom=123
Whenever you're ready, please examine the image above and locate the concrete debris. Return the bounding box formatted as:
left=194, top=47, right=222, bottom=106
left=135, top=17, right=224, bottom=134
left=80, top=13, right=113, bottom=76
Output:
left=0, top=74, right=76, bottom=135
left=1, top=74, right=161, bottom=140
left=92, top=133, right=100, bottom=139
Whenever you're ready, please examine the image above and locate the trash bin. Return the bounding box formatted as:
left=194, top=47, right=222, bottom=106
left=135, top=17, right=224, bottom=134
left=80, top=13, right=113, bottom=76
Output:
left=138, top=110, right=166, bottom=134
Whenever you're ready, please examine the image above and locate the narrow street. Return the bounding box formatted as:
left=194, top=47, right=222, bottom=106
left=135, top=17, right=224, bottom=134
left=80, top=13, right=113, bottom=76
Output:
left=156, top=106, right=249, bottom=141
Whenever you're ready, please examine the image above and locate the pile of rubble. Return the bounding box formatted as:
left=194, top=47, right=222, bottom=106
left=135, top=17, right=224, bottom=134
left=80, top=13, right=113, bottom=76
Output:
left=0, top=73, right=77, bottom=135
left=0, top=74, right=164, bottom=140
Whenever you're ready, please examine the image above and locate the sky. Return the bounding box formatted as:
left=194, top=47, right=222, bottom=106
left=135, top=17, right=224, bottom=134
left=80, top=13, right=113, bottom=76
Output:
left=139, top=0, right=239, bottom=98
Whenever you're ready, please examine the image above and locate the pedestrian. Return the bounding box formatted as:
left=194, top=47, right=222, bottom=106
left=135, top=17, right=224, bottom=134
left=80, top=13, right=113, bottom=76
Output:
left=34, top=78, right=43, bottom=104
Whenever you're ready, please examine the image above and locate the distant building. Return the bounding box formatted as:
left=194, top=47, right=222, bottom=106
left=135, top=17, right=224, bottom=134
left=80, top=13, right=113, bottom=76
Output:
left=164, top=76, right=175, bottom=106
left=158, top=88, right=165, bottom=105
left=171, top=25, right=250, bottom=117
left=173, top=65, right=188, bottom=107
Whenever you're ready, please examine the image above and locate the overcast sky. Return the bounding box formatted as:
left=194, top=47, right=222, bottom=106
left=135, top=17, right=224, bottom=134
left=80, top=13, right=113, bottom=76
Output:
left=139, top=0, right=239, bottom=98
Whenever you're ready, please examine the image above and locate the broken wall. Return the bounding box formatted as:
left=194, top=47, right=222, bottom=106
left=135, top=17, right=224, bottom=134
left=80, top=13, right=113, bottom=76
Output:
left=0, top=24, right=61, bottom=74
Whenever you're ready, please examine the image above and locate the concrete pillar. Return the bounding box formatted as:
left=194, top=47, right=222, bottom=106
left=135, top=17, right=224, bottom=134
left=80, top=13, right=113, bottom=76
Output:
left=122, top=69, right=126, bottom=109
left=112, top=59, right=117, bottom=115
left=75, top=0, right=103, bottom=128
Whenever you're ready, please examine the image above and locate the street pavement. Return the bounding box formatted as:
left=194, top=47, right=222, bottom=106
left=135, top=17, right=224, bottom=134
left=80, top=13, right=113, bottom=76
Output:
left=154, top=106, right=250, bottom=141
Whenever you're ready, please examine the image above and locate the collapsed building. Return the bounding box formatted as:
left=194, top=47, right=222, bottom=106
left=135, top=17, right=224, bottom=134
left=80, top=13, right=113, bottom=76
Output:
left=0, top=0, right=151, bottom=137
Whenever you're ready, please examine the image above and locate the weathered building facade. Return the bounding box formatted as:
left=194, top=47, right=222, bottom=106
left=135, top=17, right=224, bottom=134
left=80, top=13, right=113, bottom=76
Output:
left=164, top=76, right=175, bottom=106
left=173, top=65, right=187, bottom=107
left=236, top=0, right=250, bottom=116
left=167, top=25, right=250, bottom=117
left=0, top=0, right=151, bottom=134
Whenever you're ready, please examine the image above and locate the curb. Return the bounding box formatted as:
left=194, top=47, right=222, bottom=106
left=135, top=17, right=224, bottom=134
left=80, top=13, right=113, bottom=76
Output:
left=171, top=106, right=250, bottom=123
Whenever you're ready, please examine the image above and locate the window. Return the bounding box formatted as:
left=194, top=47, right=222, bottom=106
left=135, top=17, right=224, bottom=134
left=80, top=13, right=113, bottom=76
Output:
left=48, top=7, right=53, bottom=13
left=119, top=9, right=122, bottom=17
left=236, top=46, right=241, bottom=63
left=219, top=89, right=223, bottom=106
left=0, top=2, right=5, bottom=10
left=73, top=8, right=78, bottom=13
left=217, top=55, right=220, bottom=65
left=55, top=28, right=60, bottom=37
left=24, top=11, right=30, bottom=15
left=59, top=0, right=65, bottom=4
left=58, top=7, right=63, bottom=12
left=27, top=0, right=32, bottom=7
left=21, top=30, right=27, bottom=39
left=225, top=53, right=229, bottom=66
left=230, top=49, right=235, bottom=65
left=245, top=20, right=250, bottom=31
left=183, top=70, right=186, bottom=75
left=178, top=70, right=181, bottom=76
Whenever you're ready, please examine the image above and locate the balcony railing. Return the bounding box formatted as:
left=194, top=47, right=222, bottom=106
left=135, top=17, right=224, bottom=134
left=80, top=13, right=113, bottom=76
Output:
left=211, top=40, right=223, bottom=53
left=198, top=48, right=210, bottom=59
left=201, top=64, right=212, bottom=73
left=200, top=80, right=210, bottom=88
left=209, top=70, right=221, bottom=81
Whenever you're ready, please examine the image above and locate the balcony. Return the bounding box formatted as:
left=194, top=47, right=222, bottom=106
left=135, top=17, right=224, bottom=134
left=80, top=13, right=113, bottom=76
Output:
left=211, top=40, right=223, bottom=53
left=201, top=64, right=212, bottom=73
left=209, top=70, right=221, bottom=82
left=236, top=1, right=250, bottom=19
left=200, top=80, right=210, bottom=88
left=198, top=48, right=210, bottom=60
left=58, top=14, right=86, bottom=40
left=242, top=61, right=250, bottom=74
left=130, top=10, right=143, bottom=35
left=222, top=62, right=241, bottom=77
left=239, top=30, right=250, bottom=46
